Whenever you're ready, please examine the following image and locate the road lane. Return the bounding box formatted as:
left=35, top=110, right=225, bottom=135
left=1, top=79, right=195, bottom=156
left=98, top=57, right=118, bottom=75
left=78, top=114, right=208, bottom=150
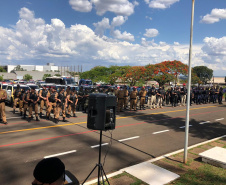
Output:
left=0, top=103, right=225, bottom=184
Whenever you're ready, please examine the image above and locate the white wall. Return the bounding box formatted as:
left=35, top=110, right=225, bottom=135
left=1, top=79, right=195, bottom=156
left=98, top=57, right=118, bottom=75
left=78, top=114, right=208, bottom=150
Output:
left=35, top=65, right=44, bottom=71
left=8, top=65, right=16, bottom=73
left=50, top=66, right=59, bottom=71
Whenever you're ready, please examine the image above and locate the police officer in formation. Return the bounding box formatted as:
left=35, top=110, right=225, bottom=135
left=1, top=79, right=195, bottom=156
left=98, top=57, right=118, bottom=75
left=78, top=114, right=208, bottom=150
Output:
left=39, top=85, right=48, bottom=118
left=0, top=84, right=7, bottom=124
left=130, top=87, right=138, bottom=111
left=22, top=89, right=30, bottom=119
left=56, top=88, right=67, bottom=123
left=67, top=90, right=78, bottom=117
left=46, top=87, right=58, bottom=122
left=117, top=86, right=125, bottom=112
left=13, top=84, right=22, bottom=114
left=139, top=87, right=146, bottom=110
left=157, top=86, right=165, bottom=108
left=148, top=84, right=157, bottom=109
left=27, top=87, right=40, bottom=121
left=5, top=83, right=224, bottom=125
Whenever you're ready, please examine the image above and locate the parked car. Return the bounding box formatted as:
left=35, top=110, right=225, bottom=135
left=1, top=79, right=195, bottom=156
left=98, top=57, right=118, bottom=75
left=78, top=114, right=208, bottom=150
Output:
left=70, top=86, right=79, bottom=91
left=26, top=83, right=40, bottom=92
left=56, top=85, right=66, bottom=92
left=1, top=83, right=8, bottom=90
left=5, top=84, right=30, bottom=106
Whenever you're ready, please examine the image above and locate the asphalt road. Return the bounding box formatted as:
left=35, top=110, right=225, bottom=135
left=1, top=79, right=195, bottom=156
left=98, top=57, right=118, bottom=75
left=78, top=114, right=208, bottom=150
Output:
left=0, top=102, right=225, bottom=184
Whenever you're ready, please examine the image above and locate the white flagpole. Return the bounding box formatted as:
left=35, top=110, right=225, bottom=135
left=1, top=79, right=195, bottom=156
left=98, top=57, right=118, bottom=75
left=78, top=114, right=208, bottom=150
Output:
left=184, top=0, right=195, bottom=164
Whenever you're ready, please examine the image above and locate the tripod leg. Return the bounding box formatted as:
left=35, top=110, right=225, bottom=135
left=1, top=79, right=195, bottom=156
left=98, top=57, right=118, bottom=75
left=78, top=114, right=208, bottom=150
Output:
left=101, top=169, right=105, bottom=185
left=100, top=165, right=110, bottom=185
left=82, top=164, right=98, bottom=185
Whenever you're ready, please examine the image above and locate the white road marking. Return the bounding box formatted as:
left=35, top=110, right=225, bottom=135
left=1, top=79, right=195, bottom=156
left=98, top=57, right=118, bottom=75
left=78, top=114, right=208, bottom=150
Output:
left=179, top=125, right=192, bottom=129
left=199, top=121, right=210, bottom=125
left=118, top=136, right=140, bottom=142
left=91, top=143, right=109, bottom=148
left=44, top=150, right=77, bottom=158
left=215, top=118, right=224, bottom=121
left=153, top=130, right=169, bottom=135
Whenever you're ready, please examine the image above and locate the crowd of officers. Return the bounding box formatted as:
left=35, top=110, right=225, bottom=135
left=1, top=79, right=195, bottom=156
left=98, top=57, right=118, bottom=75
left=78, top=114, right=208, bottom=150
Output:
left=11, top=84, right=80, bottom=123
left=0, top=83, right=224, bottom=124
left=115, top=84, right=224, bottom=112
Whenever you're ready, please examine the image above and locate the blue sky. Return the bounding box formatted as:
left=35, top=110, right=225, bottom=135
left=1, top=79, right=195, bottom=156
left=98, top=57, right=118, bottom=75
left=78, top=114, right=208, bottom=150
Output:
left=0, top=0, right=225, bottom=76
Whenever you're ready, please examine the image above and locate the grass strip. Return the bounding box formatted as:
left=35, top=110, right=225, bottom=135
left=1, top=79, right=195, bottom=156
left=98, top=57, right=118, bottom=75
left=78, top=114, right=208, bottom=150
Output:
left=169, top=163, right=226, bottom=185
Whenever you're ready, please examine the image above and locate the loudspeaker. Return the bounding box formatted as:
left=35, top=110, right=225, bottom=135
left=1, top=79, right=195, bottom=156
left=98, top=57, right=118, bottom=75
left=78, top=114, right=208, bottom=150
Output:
left=87, top=93, right=117, bottom=131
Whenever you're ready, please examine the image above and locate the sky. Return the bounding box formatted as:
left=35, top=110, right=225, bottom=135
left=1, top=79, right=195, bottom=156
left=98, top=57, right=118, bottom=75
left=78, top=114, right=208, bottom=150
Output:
left=0, top=0, right=225, bottom=76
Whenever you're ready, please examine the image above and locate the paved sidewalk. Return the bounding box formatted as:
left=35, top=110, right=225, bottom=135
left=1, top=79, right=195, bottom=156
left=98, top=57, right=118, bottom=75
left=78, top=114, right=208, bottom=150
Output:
left=86, top=135, right=226, bottom=185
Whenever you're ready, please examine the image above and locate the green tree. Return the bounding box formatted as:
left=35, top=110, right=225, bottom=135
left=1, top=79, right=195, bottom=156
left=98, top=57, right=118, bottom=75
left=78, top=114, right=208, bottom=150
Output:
left=0, top=75, right=4, bottom=81
left=108, top=66, right=130, bottom=85
left=14, top=65, right=26, bottom=71
left=192, top=66, right=213, bottom=84
left=42, top=74, right=52, bottom=81
left=54, top=74, right=61, bottom=77
left=23, top=74, right=33, bottom=81
left=79, top=66, right=131, bottom=84
left=67, top=71, right=78, bottom=77
left=0, top=67, right=6, bottom=72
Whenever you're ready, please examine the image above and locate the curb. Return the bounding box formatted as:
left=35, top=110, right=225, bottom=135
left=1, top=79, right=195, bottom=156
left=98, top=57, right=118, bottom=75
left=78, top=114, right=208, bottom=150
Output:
left=83, top=135, right=226, bottom=185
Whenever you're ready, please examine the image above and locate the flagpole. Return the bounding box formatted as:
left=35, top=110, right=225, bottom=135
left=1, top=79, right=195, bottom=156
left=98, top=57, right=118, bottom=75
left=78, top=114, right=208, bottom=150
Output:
left=184, top=0, right=195, bottom=164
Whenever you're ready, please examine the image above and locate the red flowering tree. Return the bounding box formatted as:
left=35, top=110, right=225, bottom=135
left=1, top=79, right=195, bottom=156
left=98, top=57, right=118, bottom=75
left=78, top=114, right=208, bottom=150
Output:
left=145, top=60, right=189, bottom=86
left=162, top=60, right=188, bottom=81
left=157, top=61, right=189, bottom=85
left=144, top=64, right=155, bottom=81
left=151, top=63, right=174, bottom=86
left=123, top=66, right=147, bottom=86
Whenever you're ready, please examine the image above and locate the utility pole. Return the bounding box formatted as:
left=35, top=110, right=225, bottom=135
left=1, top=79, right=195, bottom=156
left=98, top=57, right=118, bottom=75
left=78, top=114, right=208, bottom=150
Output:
left=184, top=0, right=195, bottom=164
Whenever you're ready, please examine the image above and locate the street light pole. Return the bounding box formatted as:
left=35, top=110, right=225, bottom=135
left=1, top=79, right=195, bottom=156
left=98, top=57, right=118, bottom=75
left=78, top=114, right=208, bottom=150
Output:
left=184, top=0, right=195, bottom=164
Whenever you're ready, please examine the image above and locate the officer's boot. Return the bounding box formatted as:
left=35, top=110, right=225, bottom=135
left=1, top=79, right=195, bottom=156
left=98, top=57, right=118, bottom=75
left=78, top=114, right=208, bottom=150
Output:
left=46, top=114, right=50, bottom=120
left=23, top=113, right=26, bottom=119
left=73, top=113, right=77, bottom=117
left=36, top=117, right=40, bottom=121
left=13, top=109, right=15, bottom=114
left=28, top=117, right=31, bottom=122
left=55, top=118, right=59, bottom=124
left=20, top=112, right=22, bottom=116
left=63, top=117, right=66, bottom=122
left=39, top=112, right=42, bottom=118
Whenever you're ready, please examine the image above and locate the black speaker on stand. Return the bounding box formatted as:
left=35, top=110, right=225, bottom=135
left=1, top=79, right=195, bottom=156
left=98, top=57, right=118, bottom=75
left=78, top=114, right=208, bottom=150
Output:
left=82, top=93, right=117, bottom=185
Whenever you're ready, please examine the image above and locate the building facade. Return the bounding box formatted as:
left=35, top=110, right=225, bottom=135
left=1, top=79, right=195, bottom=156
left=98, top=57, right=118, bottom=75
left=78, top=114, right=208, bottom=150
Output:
left=5, top=63, right=64, bottom=73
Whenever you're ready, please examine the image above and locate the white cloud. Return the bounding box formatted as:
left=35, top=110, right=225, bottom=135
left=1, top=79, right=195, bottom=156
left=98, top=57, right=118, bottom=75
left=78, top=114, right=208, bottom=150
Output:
left=69, top=0, right=92, bottom=12
left=1, top=7, right=225, bottom=76
left=93, top=0, right=138, bottom=16
left=174, top=42, right=180, bottom=46
left=145, top=0, right=180, bottom=9
left=111, top=16, right=128, bottom=27
left=112, top=30, right=135, bottom=42
left=159, top=41, right=167, bottom=46
left=145, top=16, right=152, bottom=20
left=93, top=16, right=133, bottom=41
left=69, top=0, right=138, bottom=16
left=93, top=17, right=110, bottom=37
left=144, top=28, right=159, bottom=37
left=200, top=8, right=226, bottom=24
left=202, top=36, right=226, bottom=57
left=197, top=36, right=226, bottom=75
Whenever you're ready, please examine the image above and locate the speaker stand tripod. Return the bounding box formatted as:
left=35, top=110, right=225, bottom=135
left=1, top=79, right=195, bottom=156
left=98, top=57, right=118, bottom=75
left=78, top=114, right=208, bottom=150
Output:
left=82, top=130, right=110, bottom=185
